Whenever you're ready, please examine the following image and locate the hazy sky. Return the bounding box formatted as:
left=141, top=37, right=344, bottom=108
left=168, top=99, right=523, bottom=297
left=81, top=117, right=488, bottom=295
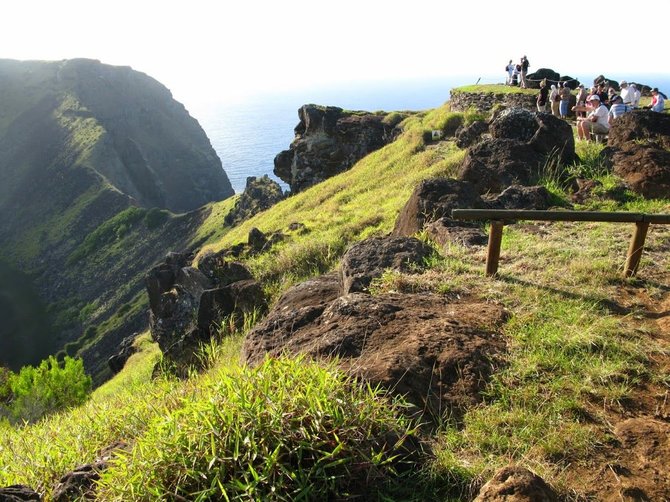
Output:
left=2, top=0, right=668, bottom=107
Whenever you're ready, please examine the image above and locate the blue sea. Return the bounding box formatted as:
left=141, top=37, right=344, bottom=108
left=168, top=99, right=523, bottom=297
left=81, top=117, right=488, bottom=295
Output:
left=189, top=74, right=670, bottom=194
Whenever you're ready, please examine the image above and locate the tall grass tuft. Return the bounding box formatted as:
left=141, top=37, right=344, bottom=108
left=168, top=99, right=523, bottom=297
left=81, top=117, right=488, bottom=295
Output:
left=97, top=357, right=422, bottom=501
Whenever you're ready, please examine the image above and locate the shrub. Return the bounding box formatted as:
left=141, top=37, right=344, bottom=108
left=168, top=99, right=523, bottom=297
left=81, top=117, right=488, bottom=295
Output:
left=8, top=356, right=92, bottom=423
left=98, top=357, right=421, bottom=500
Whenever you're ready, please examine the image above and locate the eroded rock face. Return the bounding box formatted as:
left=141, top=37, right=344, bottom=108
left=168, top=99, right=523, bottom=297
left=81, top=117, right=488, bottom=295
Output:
left=244, top=292, right=507, bottom=415
left=485, top=185, right=553, bottom=210
left=146, top=251, right=266, bottom=371
left=605, top=111, right=670, bottom=199
left=273, top=105, right=404, bottom=193
left=340, top=237, right=433, bottom=294
left=474, top=466, right=558, bottom=502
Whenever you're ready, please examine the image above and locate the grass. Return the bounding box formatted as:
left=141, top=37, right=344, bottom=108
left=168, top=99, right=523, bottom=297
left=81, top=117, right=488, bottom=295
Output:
left=3, top=86, right=670, bottom=500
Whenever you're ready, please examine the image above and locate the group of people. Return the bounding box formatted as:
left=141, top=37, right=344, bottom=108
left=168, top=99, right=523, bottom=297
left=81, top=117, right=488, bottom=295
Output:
left=505, top=56, right=530, bottom=88
left=573, top=81, right=666, bottom=141
left=536, top=80, right=572, bottom=118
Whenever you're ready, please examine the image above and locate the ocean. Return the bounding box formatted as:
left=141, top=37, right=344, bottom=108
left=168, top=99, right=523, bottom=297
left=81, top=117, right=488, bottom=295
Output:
left=188, top=74, right=670, bottom=194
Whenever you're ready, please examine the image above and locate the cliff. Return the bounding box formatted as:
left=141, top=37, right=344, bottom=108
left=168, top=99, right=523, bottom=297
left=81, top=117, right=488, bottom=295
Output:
left=0, top=59, right=233, bottom=374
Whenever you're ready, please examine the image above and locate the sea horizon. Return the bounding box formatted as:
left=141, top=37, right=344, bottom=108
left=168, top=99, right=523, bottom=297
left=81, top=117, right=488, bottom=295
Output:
left=189, top=74, right=670, bottom=193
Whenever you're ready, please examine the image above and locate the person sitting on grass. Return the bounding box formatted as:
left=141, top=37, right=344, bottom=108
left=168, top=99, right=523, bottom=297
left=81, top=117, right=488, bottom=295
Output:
left=608, top=95, right=633, bottom=124
left=577, top=95, right=609, bottom=141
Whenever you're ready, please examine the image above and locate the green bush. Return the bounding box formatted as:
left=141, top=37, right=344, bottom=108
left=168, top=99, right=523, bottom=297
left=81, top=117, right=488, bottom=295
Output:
left=8, top=356, right=92, bottom=423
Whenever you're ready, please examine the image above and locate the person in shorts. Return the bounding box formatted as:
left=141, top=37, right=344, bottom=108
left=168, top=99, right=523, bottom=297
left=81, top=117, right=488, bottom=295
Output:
left=577, top=95, right=609, bottom=141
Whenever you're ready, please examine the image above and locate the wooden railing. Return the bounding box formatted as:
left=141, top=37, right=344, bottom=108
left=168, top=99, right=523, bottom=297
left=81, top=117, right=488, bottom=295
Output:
left=451, top=209, right=670, bottom=277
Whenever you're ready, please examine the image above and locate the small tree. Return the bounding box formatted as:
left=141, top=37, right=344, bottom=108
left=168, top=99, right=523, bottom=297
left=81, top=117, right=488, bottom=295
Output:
left=8, top=356, right=92, bottom=423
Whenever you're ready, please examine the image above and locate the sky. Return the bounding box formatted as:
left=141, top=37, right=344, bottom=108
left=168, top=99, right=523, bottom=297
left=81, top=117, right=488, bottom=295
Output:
left=2, top=0, right=668, bottom=108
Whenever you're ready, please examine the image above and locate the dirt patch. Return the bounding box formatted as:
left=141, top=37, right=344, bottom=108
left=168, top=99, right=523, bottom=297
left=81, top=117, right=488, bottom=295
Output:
left=562, top=275, right=670, bottom=501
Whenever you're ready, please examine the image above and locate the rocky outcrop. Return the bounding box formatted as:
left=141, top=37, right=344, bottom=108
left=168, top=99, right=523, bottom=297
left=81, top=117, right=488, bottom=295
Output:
left=393, top=176, right=553, bottom=248
left=274, top=105, right=406, bottom=193
left=243, top=235, right=508, bottom=417
left=339, top=237, right=433, bottom=294
left=459, top=109, right=575, bottom=194
left=224, top=175, right=285, bottom=227
left=474, top=466, right=558, bottom=502
left=392, top=178, right=486, bottom=237
left=604, top=111, right=670, bottom=199
left=107, top=335, right=138, bottom=374
left=146, top=251, right=266, bottom=372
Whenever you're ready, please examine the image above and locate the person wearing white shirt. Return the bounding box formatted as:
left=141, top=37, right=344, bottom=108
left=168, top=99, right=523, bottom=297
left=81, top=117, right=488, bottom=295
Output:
left=577, top=95, right=609, bottom=141
left=629, top=84, right=641, bottom=108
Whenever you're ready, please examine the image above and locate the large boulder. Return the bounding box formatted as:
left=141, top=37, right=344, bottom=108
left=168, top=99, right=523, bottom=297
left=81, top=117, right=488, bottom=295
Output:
left=459, top=109, right=575, bottom=194
left=243, top=292, right=508, bottom=416
left=340, top=237, right=434, bottom=294
left=146, top=251, right=266, bottom=371
left=274, top=105, right=405, bottom=193
left=605, top=111, right=670, bottom=198
left=474, top=466, right=558, bottom=502
left=485, top=185, right=553, bottom=210
left=393, top=178, right=486, bottom=237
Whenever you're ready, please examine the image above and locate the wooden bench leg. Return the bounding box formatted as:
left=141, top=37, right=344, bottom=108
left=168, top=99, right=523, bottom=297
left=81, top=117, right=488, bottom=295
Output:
left=486, top=221, right=505, bottom=276
left=624, top=221, right=650, bottom=277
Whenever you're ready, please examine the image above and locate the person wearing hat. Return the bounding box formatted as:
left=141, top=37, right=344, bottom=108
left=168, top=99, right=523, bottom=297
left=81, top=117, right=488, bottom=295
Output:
left=577, top=94, right=609, bottom=141
left=608, top=95, right=633, bottom=124
left=649, top=88, right=666, bottom=112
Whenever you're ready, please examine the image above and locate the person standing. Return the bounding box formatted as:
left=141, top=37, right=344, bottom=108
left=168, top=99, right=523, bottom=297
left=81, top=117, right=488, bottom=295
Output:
left=549, top=84, right=560, bottom=117
left=537, top=79, right=549, bottom=112
left=629, top=84, right=641, bottom=108
left=520, top=56, right=530, bottom=88
left=505, top=60, right=515, bottom=85
left=559, top=82, right=571, bottom=119
left=620, top=81, right=632, bottom=106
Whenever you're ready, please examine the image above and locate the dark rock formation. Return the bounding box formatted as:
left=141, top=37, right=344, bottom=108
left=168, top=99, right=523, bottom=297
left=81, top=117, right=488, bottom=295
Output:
left=107, top=334, right=138, bottom=374
left=474, top=465, right=558, bottom=502
left=604, top=111, right=670, bottom=199
left=484, top=185, right=553, bottom=210
left=224, top=175, right=285, bottom=227
left=608, top=110, right=670, bottom=150
left=244, top=292, right=507, bottom=416
left=425, top=218, right=488, bottom=247
left=146, top=251, right=266, bottom=371
left=392, top=178, right=486, bottom=237
left=274, top=105, right=405, bottom=193
left=459, top=109, right=575, bottom=194
left=339, top=237, right=433, bottom=294
left=455, top=120, right=489, bottom=149
left=248, top=227, right=268, bottom=253
left=52, top=442, right=128, bottom=502
left=0, top=485, right=41, bottom=501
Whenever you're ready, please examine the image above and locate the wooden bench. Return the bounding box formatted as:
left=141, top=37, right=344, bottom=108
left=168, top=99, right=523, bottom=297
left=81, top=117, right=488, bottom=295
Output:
left=451, top=209, right=670, bottom=277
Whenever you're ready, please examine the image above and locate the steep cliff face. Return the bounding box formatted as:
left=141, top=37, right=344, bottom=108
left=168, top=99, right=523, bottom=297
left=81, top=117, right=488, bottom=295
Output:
left=0, top=59, right=233, bottom=374
left=0, top=58, right=233, bottom=213
left=274, top=105, right=407, bottom=193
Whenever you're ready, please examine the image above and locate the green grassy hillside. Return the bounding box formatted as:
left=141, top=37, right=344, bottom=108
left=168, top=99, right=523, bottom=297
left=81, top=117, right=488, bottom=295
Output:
left=2, top=92, right=670, bottom=500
